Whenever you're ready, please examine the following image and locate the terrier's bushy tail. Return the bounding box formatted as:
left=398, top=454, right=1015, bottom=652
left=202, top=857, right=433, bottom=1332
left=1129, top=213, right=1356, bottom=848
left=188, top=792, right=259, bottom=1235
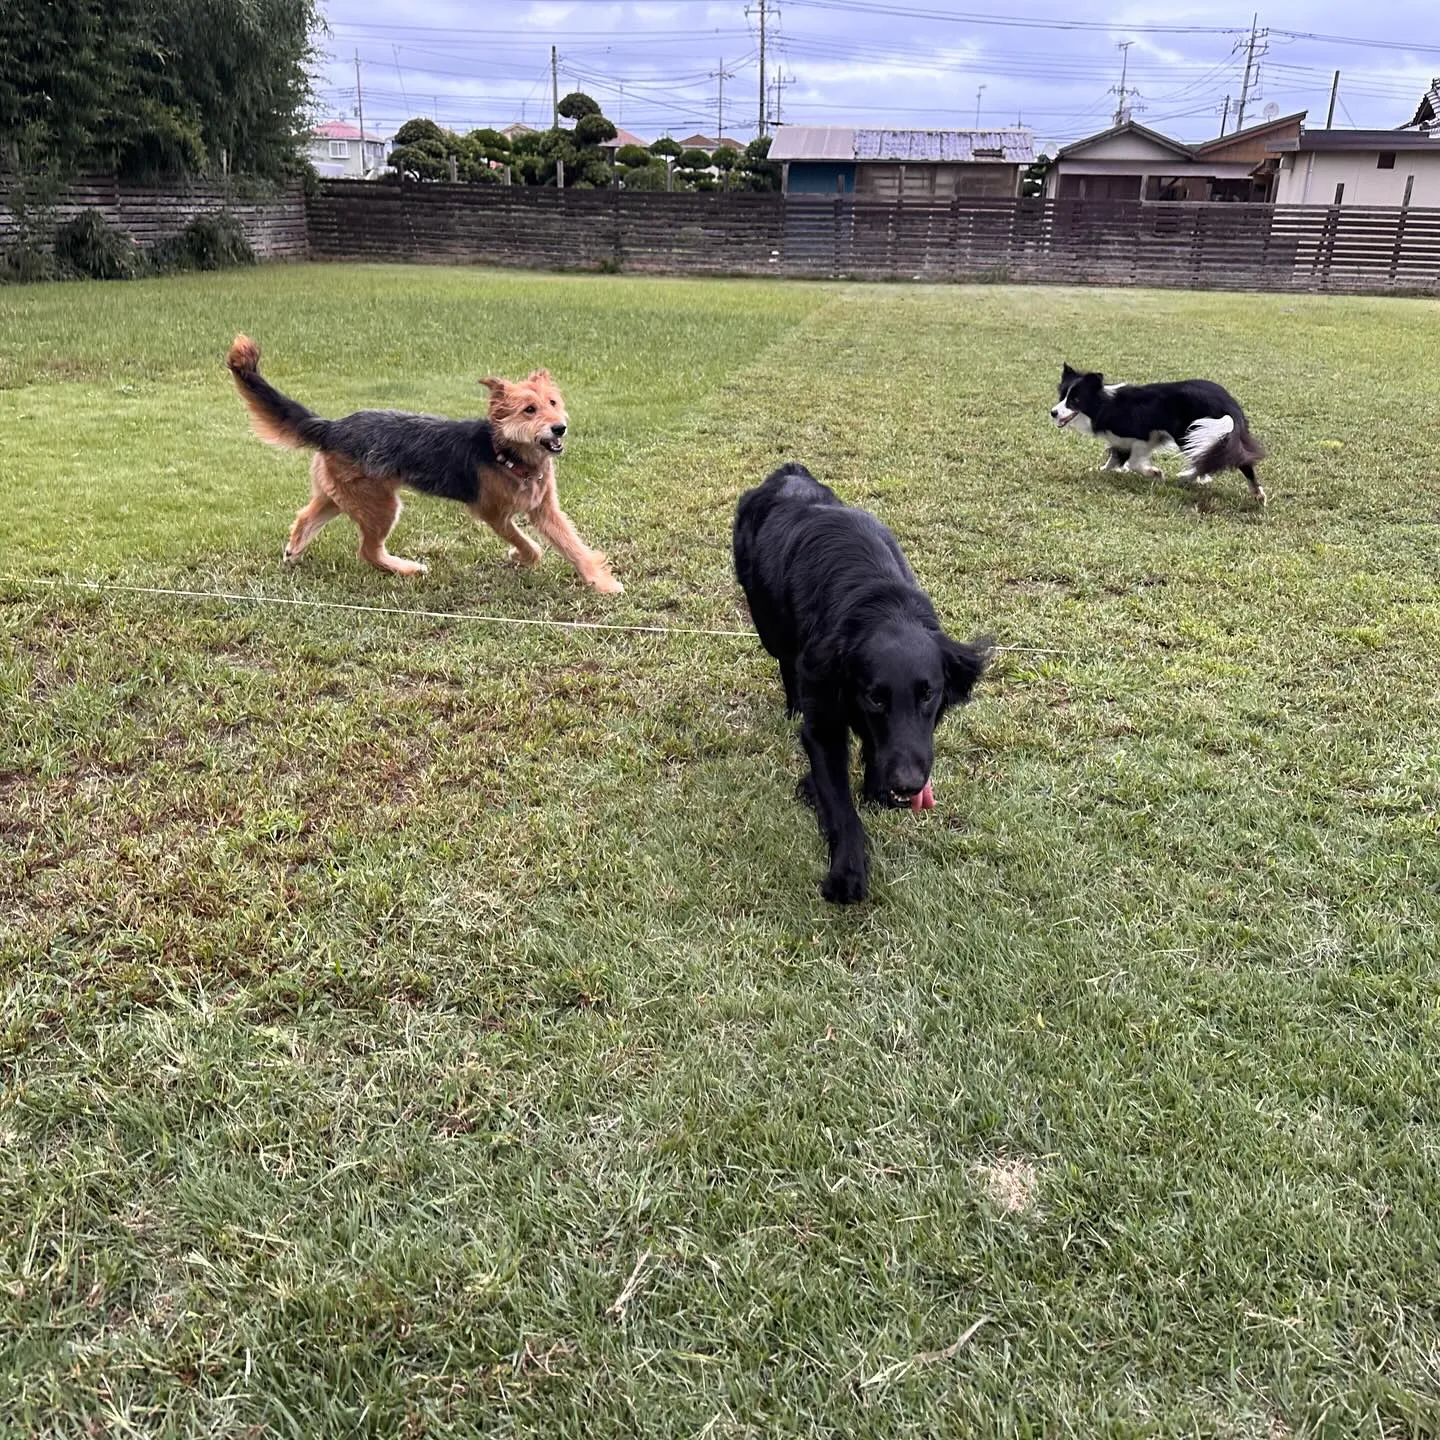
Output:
left=226, top=335, right=330, bottom=449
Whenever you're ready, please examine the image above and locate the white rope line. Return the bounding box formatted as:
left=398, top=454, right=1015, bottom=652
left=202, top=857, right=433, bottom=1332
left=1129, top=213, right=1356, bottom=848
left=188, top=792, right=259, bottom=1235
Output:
left=3, top=575, right=1074, bottom=654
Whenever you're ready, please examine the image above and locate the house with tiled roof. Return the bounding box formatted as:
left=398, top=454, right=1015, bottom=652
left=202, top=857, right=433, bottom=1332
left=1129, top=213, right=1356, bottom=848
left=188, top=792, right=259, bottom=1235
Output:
left=601, top=127, right=649, bottom=153
left=1405, top=79, right=1440, bottom=132
left=769, top=125, right=1035, bottom=198
left=678, top=133, right=743, bottom=152
left=308, top=120, right=387, bottom=180
left=1042, top=115, right=1304, bottom=203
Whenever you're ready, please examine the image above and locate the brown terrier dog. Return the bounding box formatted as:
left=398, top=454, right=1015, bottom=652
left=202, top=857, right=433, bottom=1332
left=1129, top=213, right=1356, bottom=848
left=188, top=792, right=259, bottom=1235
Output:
left=226, top=335, right=621, bottom=593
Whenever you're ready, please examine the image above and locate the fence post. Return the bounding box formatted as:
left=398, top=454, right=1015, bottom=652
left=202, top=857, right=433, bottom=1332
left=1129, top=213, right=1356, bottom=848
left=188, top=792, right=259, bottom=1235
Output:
left=1390, top=183, right=1413, bottom=286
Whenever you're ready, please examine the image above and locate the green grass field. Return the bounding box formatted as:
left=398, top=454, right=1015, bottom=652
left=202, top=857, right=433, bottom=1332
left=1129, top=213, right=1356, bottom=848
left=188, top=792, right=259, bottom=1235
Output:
left=3, top=264, right=1439, bottom=1438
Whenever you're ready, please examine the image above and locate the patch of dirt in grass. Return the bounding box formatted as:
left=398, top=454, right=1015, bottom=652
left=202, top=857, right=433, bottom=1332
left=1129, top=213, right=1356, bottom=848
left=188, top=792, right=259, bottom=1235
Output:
left=1004, top=575, right=1074, bottom=596
left=973, top=1156, right=1040, bottom=1215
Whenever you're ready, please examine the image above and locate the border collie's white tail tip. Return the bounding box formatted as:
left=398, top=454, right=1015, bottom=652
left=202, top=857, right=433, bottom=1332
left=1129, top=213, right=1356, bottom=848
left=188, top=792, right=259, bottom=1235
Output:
left=1181, top=415, right=1234, bottom=466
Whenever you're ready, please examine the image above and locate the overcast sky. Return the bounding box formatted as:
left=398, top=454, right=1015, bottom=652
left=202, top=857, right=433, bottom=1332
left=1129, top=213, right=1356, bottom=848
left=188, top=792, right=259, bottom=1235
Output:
left=314, top=0, right=1439, bottom=153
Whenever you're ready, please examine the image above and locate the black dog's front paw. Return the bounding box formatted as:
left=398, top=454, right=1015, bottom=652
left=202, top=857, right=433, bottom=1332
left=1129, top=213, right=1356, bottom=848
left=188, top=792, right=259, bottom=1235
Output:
left=820, top=861, right=868, bottom=905
left=796, top=774, right=818, bottom=809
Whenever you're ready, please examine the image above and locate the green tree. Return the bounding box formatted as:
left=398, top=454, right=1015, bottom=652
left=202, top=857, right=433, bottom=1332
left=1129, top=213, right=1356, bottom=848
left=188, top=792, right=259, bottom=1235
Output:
left=710, top=146, right=738, bottom=190
left=1021, top=154, right=1052, bottom=198
left=575, top=113, right=617, bottom=146
left=673, top=147, right=714, bottom=191
left=734, top=134, right=780, bottom=191
left=0, top=0, right=318, bottom=185
left=389, top=120, right=510, bottom=183
left=649, top=136, right=683, bottom=160
left=614, top=144, right=651, bottom=170
left=621, top=162, right=669, bottom=191
left=388, top=118, right=453, bottom=182
left=557, top=91, right=602, bottom=121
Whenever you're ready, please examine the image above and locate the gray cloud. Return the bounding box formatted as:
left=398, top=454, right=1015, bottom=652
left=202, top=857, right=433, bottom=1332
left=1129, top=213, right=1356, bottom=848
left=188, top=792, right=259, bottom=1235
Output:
left=316, top=0, right=1438, bottom=152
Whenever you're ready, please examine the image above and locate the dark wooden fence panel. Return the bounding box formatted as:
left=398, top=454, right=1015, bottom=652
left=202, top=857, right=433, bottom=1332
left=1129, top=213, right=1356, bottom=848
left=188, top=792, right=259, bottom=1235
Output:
left=308, top=181, right=785, bottom=275
left=0, top=176, right=309, bottom=260
left=308, top=181, right=1440, bottom=294
left=784, top=195, right=1440, bottom=293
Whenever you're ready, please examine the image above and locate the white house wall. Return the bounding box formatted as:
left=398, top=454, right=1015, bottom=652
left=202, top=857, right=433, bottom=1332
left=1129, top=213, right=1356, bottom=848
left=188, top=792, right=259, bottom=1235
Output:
left=1275, top=151, right=1440, bottom=206
left=1064, top=134, right=1189, bottom=162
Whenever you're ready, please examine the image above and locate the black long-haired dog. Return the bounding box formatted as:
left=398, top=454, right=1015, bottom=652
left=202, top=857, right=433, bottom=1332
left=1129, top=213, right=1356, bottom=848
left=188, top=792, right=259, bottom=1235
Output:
left=733, top=462, right=989, bottom=904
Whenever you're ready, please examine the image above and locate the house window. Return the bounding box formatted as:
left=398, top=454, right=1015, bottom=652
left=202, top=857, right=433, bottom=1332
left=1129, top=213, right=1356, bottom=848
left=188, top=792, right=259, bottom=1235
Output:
left=329, top=140, right=350, bottom=159
left=1377, top=151, right=1397, bottom=169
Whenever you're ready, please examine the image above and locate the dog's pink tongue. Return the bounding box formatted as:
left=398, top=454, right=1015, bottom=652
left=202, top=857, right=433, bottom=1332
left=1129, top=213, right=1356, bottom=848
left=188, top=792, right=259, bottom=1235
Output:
left=911, top=780, right=935, bottom=813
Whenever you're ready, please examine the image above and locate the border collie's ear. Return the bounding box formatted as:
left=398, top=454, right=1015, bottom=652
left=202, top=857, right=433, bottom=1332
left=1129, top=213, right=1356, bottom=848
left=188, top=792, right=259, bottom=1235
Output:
left=1060, top=362, right=1078, bottom=384
left=941, top=633, right=991, bottom=707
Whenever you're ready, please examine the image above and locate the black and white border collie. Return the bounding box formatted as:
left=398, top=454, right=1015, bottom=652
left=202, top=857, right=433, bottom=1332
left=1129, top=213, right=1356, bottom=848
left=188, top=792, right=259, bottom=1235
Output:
left=1050, top=364, right=1267, bottom=505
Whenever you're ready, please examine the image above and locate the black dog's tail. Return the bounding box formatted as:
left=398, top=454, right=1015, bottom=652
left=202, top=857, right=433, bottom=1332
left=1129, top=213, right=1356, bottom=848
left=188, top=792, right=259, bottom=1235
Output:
left=1180, top=413, right=1265, bottom=477
left=226, top=335, right=331, bottom=450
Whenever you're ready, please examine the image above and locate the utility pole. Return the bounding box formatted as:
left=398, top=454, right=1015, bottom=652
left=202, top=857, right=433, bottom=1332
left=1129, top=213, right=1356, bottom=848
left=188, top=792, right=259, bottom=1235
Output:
left=1326, top=70, right=1340, bottom=127
left=1219, top=95, right=1231, bottom=136
left=1235, top=13, right=1265, bottom=132
left=1111, top=40, right=1136, bottom=126
left=771, top=70, right=794, bottom=129
left=975, top=84, right=986, bottom=127
left=354, top=52, right=367, bottom=176
left=551, top=45, right=559, bottom=129
left=747, top=0, right=769, bottom=136
left=717, top=58, right=726, bottom=143
left=758, top=0, right=767, bottom=136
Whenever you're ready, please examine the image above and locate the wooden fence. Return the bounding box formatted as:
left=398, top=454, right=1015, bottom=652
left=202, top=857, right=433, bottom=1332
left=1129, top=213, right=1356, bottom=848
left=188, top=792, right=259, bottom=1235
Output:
left=308, top=181, right=784, bottom=275
left=0, top=176, right=309, bottom=260
left=309, top=180, right=1440, bottom=294
left=8, top=177, right=1436, bottom=293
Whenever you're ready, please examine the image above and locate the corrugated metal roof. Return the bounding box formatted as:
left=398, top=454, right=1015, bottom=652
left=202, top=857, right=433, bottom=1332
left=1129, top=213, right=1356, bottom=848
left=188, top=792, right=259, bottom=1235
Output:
left=855, top=128, right=1034, bottom=163
left=770, top=125, right=1032, bottom=164
left=768, top=126, right=856, bottom=161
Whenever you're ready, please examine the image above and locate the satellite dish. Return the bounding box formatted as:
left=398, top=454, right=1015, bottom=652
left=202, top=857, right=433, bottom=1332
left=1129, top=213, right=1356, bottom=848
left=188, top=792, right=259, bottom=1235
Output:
left=1263, top=102, right=1280, bottom=120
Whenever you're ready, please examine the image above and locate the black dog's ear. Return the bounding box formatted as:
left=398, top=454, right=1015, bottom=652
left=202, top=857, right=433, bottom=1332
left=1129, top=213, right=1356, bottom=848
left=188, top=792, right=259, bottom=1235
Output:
left=941, top=633, right=991, bottom=706
left=1060, top=362, right=1078, bottom=384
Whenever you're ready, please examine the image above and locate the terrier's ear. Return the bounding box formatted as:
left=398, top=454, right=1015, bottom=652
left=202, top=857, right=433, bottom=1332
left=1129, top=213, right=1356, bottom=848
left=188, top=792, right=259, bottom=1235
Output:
left=479, top=376, right=507, bottom=396
left=527, top=367, right=552, bottom=384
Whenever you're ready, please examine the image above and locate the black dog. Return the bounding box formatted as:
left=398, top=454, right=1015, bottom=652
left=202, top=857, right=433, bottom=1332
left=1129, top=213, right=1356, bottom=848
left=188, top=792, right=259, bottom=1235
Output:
left=733, top=462, right=989, bottom=904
